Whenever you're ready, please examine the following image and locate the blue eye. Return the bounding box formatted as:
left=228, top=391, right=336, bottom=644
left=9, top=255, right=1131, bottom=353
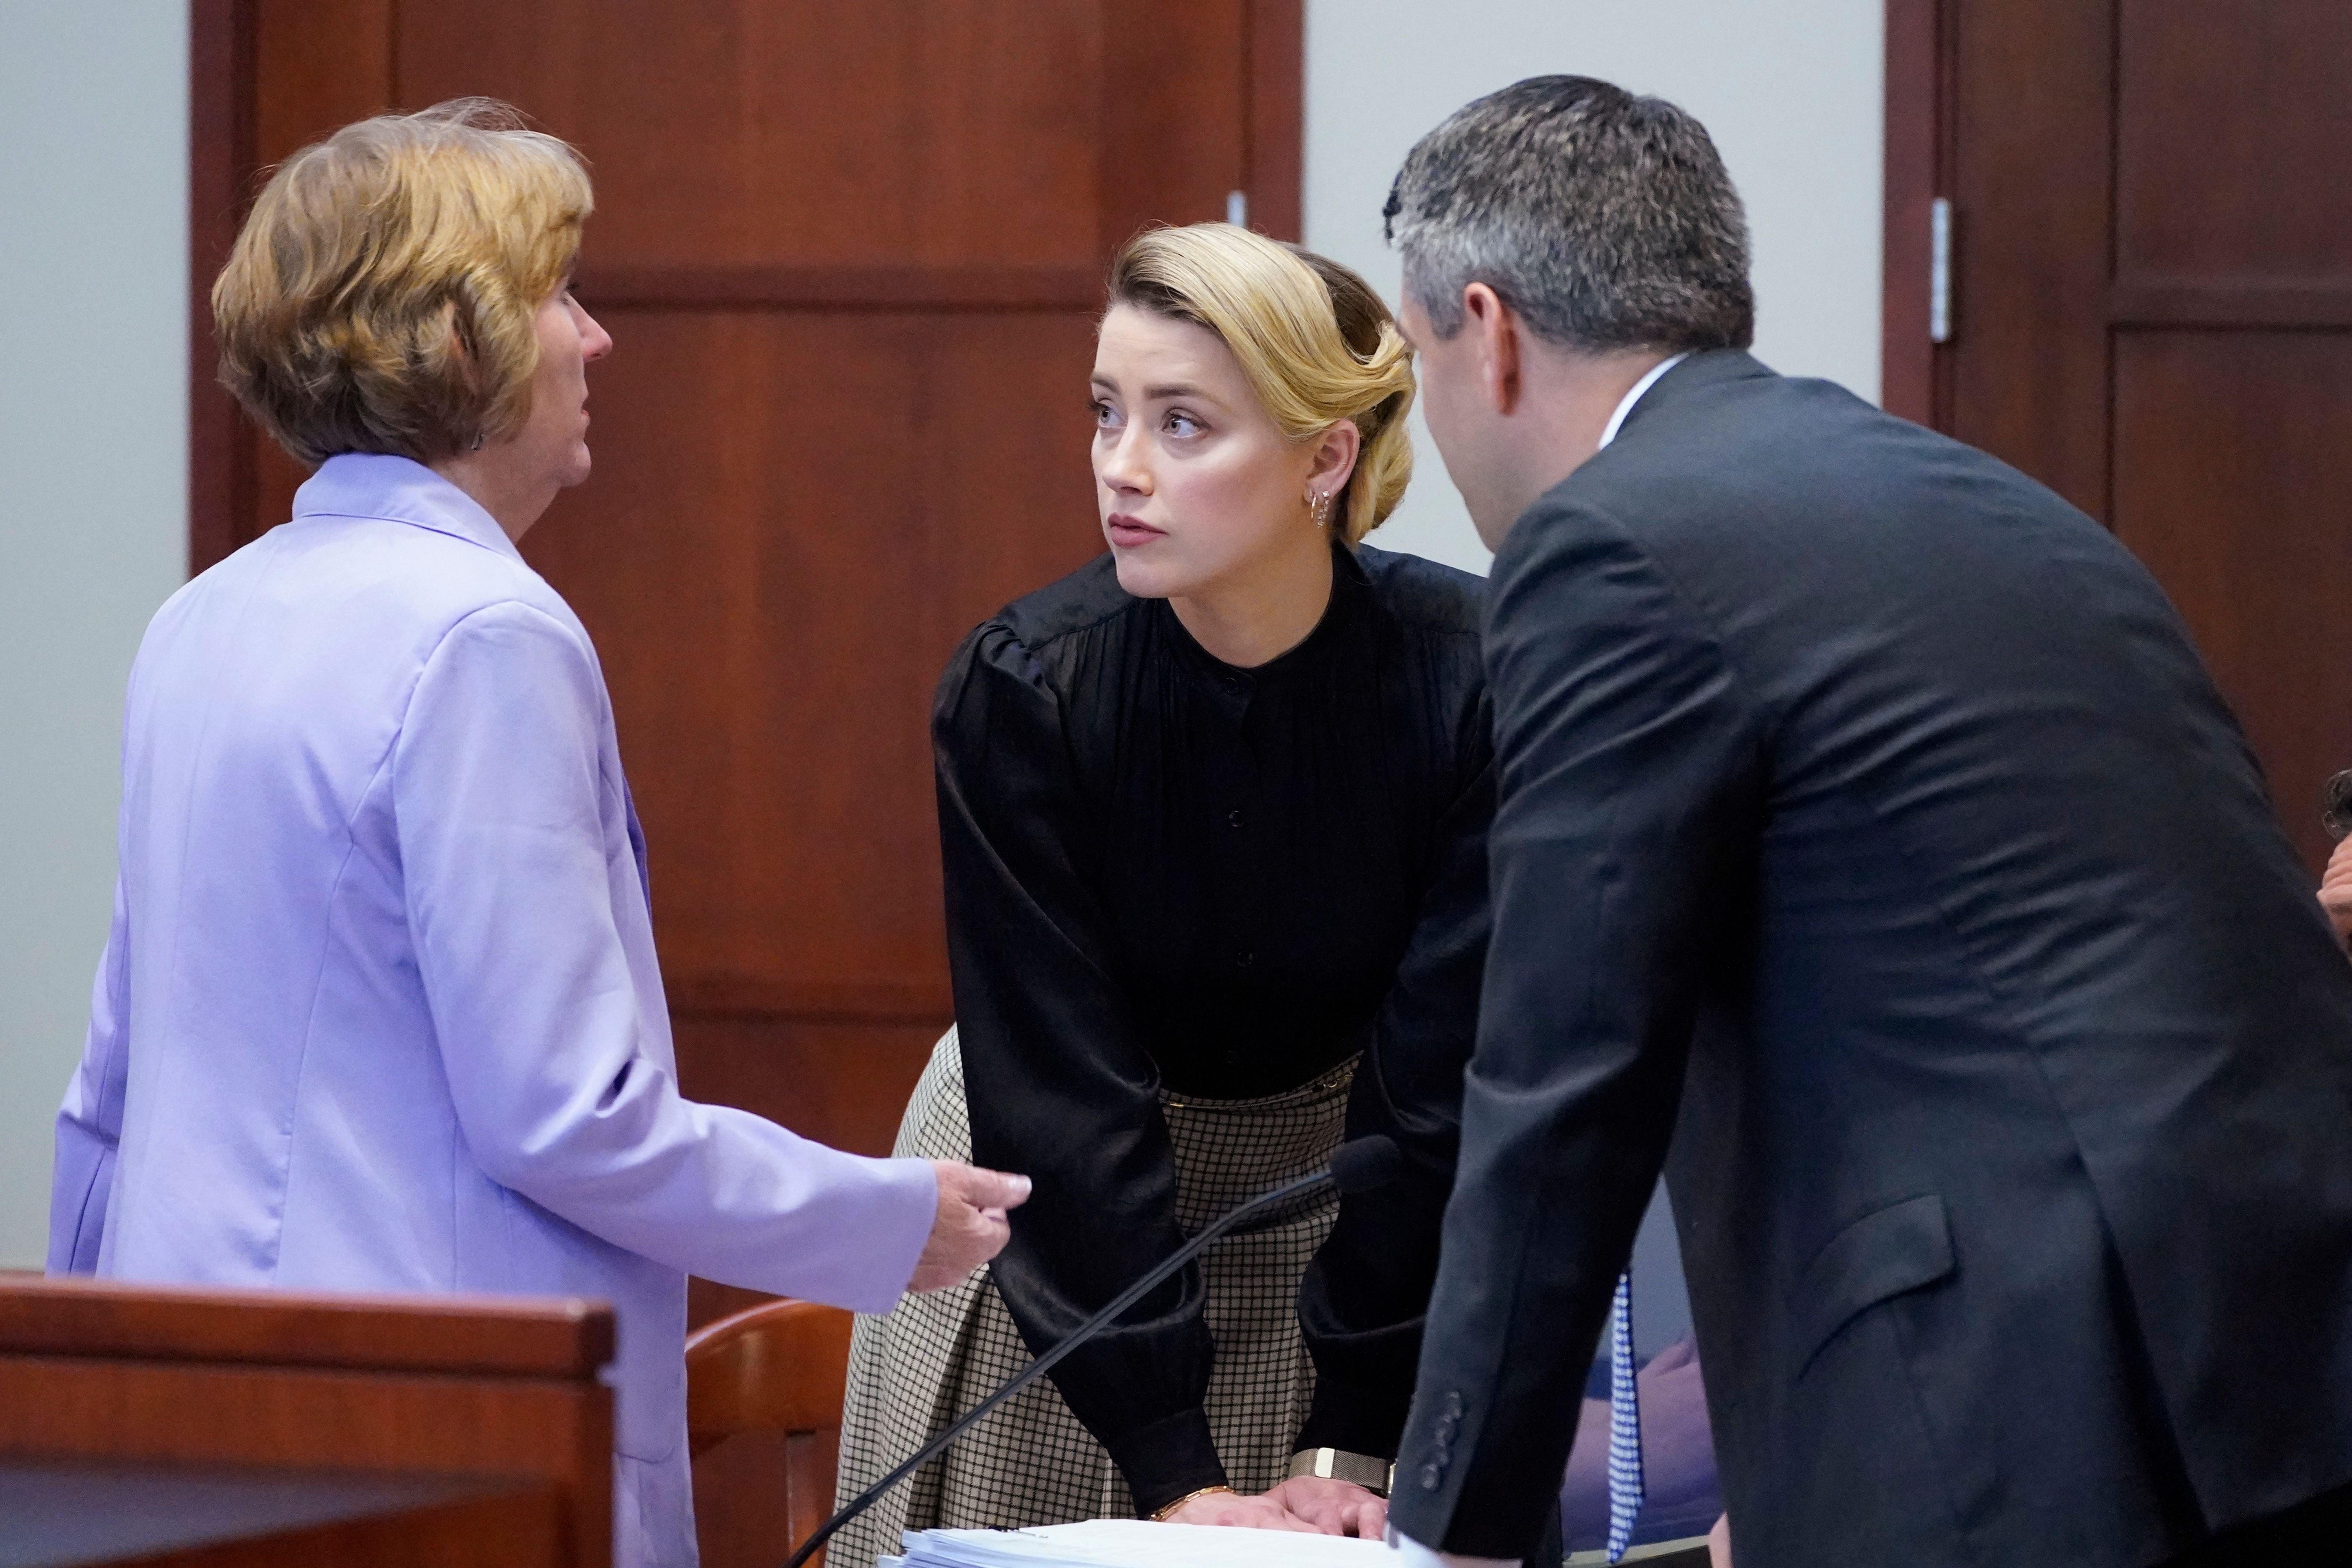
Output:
left=1165, top=410, right=1203, bottom=437
left=1090, top=400, right=1120, bottom=429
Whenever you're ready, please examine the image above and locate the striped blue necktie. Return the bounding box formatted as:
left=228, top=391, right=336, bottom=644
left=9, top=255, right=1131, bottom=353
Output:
left=1605, top=1270, right=1645, bottom=1563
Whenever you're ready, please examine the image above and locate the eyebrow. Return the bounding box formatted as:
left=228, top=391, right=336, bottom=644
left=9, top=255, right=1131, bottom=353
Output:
left=1088, top=374, right=1220, bottom=404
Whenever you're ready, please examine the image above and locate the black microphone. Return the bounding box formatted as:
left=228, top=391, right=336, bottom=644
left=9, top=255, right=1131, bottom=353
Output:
left=783, top=1134, right=1404, bottom=1568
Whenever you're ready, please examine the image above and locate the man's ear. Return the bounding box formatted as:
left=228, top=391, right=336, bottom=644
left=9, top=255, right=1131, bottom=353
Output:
left=1461, top=283, right=1522, bottom=417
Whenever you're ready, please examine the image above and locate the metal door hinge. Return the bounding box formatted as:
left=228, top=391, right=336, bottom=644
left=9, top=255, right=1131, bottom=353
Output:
left=1226, top=189, right=1248, bottom=228
left=1929, top=196, right=1953, bottom=344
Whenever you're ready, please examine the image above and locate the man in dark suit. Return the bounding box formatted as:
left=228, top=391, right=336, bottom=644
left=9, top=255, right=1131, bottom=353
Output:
left=1381, top=76, right=2352, bottom=1568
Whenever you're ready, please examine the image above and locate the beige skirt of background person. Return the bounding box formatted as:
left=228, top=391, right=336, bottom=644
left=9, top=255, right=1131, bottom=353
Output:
left=827, top=1027, right=1354, bottom=1568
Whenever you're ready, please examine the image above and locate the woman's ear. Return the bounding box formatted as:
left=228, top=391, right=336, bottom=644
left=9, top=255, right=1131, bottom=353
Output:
left=1308, top=419, right=1363, bottom=499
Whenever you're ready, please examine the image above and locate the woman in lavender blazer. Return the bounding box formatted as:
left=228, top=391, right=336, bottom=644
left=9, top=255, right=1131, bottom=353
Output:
left=45, top=100, right=1027, bottom=1568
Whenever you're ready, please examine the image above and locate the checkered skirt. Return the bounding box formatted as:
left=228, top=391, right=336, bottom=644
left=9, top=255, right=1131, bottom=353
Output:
left=828, top=1027, right=1353, bottom=1568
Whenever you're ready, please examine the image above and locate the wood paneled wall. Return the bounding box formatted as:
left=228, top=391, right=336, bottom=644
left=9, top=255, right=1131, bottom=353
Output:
left=1883, top=0, right=2352, bottom=871
left=188, top=5, right=1301, bottom=1317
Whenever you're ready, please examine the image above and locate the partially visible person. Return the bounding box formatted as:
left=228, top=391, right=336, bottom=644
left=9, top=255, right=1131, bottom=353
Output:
left=2318, top=770, right=2352, bottom=943
left=47, top=100, right=1024, bottom=1568
left=1380, top=76, right=2352, bottom=1568
left=1556, top=1338, right=1718, bottom=1554
left=831, top=224, right=1490, bottom=1563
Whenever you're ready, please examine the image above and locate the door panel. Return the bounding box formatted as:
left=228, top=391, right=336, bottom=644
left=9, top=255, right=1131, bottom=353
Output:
left=2113, top=332, right=2352, bottom=862
left=522, top=308, right=1103, bottom=1017
left=1944, top=0, right=2111, bottom=520
left=397, top=2, right=1110, bottom=269
left=2116, top=2, right=2352, bottom=284
left=1903, top=0, right=2352, bottom=870
left=200, top=0, right=1300, bottom=1315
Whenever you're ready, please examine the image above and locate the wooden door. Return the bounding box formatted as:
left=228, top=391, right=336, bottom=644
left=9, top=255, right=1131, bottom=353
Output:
left=190, top=0, right=1297, bottom=1246
left=1884, top=0, right=2352, bottom=872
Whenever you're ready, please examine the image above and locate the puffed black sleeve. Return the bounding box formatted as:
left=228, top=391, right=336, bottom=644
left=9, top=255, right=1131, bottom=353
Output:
left=1295, top=679, right=1496, bottom=1461
left=933, top=622, right=1226, bottom=1514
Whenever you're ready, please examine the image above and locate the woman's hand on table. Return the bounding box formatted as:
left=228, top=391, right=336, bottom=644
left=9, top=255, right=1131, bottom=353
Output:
left=1265, top=1476, right=1387, bottom=1537
left=1158, top=1488, right=1328, bottom=1532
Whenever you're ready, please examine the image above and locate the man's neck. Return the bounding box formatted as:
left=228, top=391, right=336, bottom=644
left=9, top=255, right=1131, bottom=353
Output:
left=1472, top=347, right=1670, bottom=549
left=1525, top=346, right=1671, bottom=491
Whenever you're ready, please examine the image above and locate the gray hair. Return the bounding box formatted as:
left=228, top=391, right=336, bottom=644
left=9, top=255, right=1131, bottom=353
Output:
left=1384, top=76, right=1754, bottom=353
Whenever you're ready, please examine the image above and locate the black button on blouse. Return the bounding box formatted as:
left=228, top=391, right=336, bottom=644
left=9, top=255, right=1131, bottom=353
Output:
left=933, top=543, right=1494, bottom=1514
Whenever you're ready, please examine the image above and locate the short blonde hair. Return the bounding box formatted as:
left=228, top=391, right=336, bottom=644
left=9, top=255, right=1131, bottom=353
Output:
left=1108, top=224, right=1415, bottom=546
left=212, top=99, right=593, bottom=467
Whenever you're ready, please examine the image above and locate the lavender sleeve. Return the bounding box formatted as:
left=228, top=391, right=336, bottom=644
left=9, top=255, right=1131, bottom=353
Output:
left=48, top=872, right=131, bottom=1275
left=394, top=601, right=937, bottom=1312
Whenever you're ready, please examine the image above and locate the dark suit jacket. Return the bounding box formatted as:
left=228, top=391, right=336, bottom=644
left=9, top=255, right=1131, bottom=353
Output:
left=1390, top=352, right=2352, bottom=1567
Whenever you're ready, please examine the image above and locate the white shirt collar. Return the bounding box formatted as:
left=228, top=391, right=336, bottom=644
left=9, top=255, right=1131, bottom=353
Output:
left=1597, top=352, right=1691, bottom=450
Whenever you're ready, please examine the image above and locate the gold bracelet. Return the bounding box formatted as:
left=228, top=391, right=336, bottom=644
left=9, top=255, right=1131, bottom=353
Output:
left=1148, top=1483, right=1235, bottom=1522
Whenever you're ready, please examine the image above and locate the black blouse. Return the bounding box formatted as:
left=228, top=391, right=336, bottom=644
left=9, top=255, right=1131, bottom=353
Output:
left=933, top=542, right=1493, bottom=1515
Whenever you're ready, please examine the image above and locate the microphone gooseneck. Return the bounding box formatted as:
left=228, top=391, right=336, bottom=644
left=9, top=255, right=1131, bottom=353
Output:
left=781, top=1134, right=1403, bottom=1568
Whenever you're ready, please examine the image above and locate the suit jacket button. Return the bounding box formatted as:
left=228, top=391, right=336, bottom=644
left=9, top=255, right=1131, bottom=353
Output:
left=1419, top=1461, right=1445, bottom=1492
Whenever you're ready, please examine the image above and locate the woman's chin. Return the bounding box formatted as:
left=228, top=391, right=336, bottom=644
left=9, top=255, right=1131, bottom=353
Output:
left=1109, top=550, right=1197, bottom=602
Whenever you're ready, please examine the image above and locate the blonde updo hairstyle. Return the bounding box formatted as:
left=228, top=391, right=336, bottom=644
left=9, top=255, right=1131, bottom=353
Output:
left=212, top=98, right=593, bottom=467
left=1107, top=224, right=1415, bottom=546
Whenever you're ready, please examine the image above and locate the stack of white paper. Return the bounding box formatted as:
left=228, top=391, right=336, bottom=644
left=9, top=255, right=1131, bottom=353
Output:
left=881, top=1519, right=1397, bottom=1567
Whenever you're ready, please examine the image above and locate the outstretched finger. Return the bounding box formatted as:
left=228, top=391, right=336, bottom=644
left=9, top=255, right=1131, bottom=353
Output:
left=966, top=1168, right=1033, bottom=1211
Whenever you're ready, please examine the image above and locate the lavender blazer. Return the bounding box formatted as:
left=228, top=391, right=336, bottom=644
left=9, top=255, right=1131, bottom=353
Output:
left=48, top=454, right=939, bottom=1568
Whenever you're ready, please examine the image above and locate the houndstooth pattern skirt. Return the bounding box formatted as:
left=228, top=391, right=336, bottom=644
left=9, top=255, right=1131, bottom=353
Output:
left=828, top=1027, right=1354, bottom=1568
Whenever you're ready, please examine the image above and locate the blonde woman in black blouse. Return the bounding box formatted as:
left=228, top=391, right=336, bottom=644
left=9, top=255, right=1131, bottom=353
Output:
left=833, top=224, right=1492, bottom=1560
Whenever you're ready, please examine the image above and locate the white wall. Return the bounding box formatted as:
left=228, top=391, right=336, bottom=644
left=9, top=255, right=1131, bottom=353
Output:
left=1309, top=0, right=1885, bottom=574
left=0, top=1, right=190, bottom=1267
left=1305, top=0, right=1883, bottom=1352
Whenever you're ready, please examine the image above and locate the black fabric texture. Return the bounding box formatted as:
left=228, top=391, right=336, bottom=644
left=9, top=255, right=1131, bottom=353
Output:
left=1389, top=350, right=2352, bottom=1567
left=1099, top=1408, right=1227, bottom=1519
left=934, top=542, right=1492, bottom=1507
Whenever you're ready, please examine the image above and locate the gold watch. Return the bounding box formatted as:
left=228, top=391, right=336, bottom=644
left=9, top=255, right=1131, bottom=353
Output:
left=1286, top=1447, right=1395, bottom=1496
